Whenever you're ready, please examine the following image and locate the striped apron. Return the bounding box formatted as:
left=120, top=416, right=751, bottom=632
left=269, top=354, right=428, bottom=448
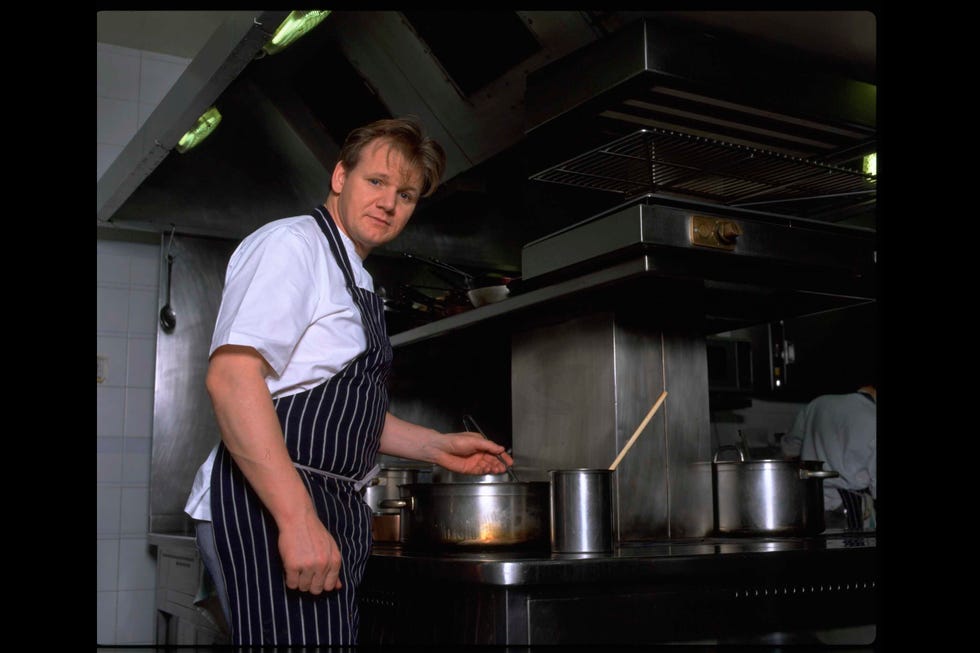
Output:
left=210, top=206, right=392, bottom=646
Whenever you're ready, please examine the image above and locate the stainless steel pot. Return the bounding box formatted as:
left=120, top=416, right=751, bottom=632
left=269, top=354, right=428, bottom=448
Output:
left=364, top=467, right=424, bottom=515
left=380, top=481, right=550, bottom=550
left=430, top=466, right=510, bottom=484
left=712, top=445, right=839, bottom=536
left=549, top=469, right=615, bottom=553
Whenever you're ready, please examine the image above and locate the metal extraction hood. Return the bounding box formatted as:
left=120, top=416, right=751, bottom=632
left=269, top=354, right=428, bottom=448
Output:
left=98, top=11, right=606, bottom=240
left=98, top=11, right=875, bottom=249
left=523, top=16, right=876, bottom=226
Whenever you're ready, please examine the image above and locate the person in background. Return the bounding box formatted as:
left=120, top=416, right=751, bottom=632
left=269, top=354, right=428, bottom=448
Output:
left=780, top=382, right=876, bottom=531
left=183, top=116, right=513, bottom=646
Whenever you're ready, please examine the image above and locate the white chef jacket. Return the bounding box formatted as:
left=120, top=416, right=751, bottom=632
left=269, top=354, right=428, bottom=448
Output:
left=184, top=213, right=376, bottom=522
left=780, top=391, right=876, bottom=511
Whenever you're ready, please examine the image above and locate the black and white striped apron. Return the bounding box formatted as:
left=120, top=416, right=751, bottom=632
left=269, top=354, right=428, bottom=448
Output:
left=210, top=206, right=392, bottom=646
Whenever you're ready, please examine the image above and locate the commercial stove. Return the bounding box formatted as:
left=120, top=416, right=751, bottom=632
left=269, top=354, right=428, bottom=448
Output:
left=359, top=529, right=877, bottom=646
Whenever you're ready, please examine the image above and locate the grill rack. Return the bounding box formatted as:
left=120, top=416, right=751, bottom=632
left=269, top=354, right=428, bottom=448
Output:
left=529, top=128, right=876, bottom=213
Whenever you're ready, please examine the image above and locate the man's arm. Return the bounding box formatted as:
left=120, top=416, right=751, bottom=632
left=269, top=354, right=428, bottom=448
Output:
left=206, top=344, right=342, bottom=594
left=378, top=412, right=513, bottom=474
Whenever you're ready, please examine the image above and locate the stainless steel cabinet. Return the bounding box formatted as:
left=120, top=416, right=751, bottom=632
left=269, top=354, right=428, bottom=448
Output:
left=150, top=534, right=229, bottom=645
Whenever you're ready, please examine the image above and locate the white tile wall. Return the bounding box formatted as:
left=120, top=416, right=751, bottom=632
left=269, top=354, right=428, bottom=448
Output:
left=98, top=37, right=187, bottom=643
left=97, top=42, right=189, bottom=181
left=97, top=237, right=162, bottom=646
left=712, top=397, right=807, bottom=451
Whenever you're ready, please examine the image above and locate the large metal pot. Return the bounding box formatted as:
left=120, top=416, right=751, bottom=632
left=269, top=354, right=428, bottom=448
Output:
left=712, top=446, right=839, bottom=536
left=380, top=481, right=550, bottom=550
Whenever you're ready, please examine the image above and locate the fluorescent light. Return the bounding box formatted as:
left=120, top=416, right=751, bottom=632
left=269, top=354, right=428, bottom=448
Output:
left=863, top=152, right=876, bottom=177
left=176, top=107, right=222, bottom=154
left=262, top=10, right=331, bottom=56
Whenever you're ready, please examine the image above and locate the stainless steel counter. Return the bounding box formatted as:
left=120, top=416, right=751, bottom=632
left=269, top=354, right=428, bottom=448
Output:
left=360, top=530, right=878, bottom=645
left=366, top=530, right=875, bottom=585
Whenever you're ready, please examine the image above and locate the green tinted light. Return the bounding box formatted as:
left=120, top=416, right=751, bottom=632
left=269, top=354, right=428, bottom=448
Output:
left=175, top=107, right=222, bottom=154
left=863, top=152, right=876, bottom=177
left=262, top=10, right=331, bottom=56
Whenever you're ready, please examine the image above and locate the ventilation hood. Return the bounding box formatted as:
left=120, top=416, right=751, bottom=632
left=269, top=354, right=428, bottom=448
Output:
left=98, top=11, right=875, bottom=281
left=98, top=10, right=608, bottom=239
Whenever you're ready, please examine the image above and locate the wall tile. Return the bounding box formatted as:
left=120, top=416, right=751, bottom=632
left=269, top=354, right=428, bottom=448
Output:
left=138, top=101, right=157, bottom=131
left=124, top=435, right=152, bottom=456
left=97, top=386, right=126, bottom=437
left=96, top=249, right=131, bottom=285
left=125, top=387, right=154, bottom=438
left=98, top=286, right=130, bottom=333
left=139, top=54, right=188, bottom=105
left=118, top=537, right=156, bottom=590
left=97, top=47, right=140, bottom=101
left=115, top=588, right=156, bottom=644
left=97, top=335, right=128, bottom=387
left=122, top=450, right=150, bottom=484
left=127, top=337, right=157, bottom=387
left=98, top=450, right=123, bottom=483
left=97, top=591, right=118, bottom=645
left=98, top=486, right=122, bottom=535
left=97, top=96, right=139, bottom=146
left=120, top=486, right=150, bottom=535
left=98, top=41, right=141, bottom=59
left=128, top=287, right=160, bottom=335
left=98, top=142, right=125, bottom=180
left=97, top=538, right=120, bottom=591
left=130, top=243, right=162, bottom=287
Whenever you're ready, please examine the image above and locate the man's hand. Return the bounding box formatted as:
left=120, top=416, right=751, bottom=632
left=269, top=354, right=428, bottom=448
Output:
left=278, top=507, right=343, bottom=594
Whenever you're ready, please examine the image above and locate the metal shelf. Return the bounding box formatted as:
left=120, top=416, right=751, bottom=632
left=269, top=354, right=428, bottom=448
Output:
left=529, top=128, right=876, bottom=213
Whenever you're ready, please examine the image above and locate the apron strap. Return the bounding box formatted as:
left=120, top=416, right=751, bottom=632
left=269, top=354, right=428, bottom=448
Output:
left=837, top=488, right=866, bottom=530
left=293, top=462, right=382, bottom=493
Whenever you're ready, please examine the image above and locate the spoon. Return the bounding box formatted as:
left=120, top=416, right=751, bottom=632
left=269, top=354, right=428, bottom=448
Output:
left=463, top=414, right=520, bottom=482
left=160, top=254, right=176, bottom=332
left=608, top=390, right=668, bottom=471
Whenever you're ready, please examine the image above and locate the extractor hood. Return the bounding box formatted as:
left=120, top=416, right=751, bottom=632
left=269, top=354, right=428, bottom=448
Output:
left=522, top=16, right=876, bottom=225
left=98, top=10, right=608, bottom=240
left=98, top=11, right=874, bottom=242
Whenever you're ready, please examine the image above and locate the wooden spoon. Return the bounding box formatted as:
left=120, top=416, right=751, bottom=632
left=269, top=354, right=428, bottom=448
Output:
left=609, top=391, right=668, bottom=471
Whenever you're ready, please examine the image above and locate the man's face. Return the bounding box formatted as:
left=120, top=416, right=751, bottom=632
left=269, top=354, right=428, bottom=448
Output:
left=330, top=139, right=423, bottom=258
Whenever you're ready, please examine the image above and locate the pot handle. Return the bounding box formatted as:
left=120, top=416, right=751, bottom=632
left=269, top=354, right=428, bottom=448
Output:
left=713, top=444, right=746, bottom=463
left=379, top=497, right=415, bottom=511
left=799, top=469, right=840, bottom=479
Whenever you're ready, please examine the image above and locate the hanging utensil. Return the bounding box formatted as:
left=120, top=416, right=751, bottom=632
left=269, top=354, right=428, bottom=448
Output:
left=402, top=251, right=512, bottom=307
left=159, top=226, right=177, bottom=333
left=608, top=390, right=668, bottom=471
left=463, top=414, right=520, bottom=482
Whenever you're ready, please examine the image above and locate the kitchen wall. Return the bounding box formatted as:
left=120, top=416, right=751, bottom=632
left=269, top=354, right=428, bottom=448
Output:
left=97, top=42, right=190, bottom=181
left=97, top=40, right=189, bottom=646
left=712, top=398, right=806, bottom=456
left=97, top=236, right=162, bottom=645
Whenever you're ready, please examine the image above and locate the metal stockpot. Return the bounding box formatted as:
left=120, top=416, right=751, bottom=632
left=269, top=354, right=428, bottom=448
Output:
left=549, top=469, right=615, bottom=553
left=380, top=482, right=550, bottom=550
left=364, top=467, right=424, bottom=515
left=712, top=446, right=839, bottom=536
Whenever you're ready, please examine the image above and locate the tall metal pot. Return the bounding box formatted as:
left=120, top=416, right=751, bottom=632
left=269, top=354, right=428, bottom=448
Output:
left=712, top=446, right=839, bottom=536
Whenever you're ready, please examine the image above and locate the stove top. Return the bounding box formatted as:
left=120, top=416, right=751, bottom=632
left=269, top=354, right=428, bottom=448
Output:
left=373, top=529, right=875, bottom=562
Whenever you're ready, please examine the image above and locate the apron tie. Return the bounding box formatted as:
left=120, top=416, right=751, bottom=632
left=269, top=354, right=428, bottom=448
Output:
left=292, top=461, right=382, bottom=493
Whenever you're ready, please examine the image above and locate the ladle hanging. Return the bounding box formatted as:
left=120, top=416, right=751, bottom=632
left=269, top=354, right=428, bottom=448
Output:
left=609, top=391, right=668, bottom=471
left=159, top=226, right=177, bottom=333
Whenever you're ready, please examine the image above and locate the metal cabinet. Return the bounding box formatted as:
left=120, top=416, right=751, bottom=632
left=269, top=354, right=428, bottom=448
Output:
left=150, top=534, right=229, bottom=646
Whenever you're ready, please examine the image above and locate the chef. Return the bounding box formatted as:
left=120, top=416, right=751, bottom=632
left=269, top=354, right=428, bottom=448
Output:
left=183, top=116, right=513, bottom=646
left=781, top=382, right=877, bottom=530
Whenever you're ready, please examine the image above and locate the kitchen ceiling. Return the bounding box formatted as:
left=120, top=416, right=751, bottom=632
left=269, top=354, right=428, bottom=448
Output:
left=97, top=10, right=876, bottom=270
